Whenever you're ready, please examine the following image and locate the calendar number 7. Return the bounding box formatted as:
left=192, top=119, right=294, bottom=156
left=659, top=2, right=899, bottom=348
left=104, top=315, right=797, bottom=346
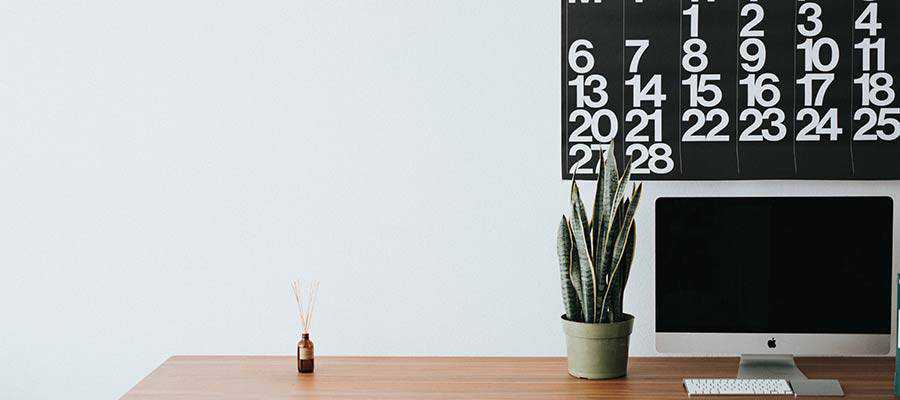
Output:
left=626, top=40, right=650, bottom=73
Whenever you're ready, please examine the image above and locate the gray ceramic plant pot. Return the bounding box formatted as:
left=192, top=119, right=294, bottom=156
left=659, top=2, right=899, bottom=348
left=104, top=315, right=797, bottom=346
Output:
left=561, top=314, right=634, bottom=379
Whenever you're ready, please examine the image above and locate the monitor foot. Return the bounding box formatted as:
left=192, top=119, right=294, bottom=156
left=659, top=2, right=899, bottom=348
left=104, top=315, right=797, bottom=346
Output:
left=737, top=354, right=807, bottom=380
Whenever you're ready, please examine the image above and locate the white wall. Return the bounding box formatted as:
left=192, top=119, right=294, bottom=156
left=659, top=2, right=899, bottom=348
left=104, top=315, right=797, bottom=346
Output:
left=0, top=1, right=896, bottom=399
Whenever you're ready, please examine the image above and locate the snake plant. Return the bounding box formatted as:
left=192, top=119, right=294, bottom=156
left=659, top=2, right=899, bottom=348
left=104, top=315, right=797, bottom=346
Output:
left=557, top=144, right=642, bottom=324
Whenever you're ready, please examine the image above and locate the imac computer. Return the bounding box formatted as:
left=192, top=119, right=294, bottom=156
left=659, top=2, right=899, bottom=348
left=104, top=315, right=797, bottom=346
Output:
left=655, top=197, right=893, bottom=381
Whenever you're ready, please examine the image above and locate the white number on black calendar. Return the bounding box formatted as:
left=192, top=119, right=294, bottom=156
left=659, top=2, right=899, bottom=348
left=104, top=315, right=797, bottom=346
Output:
left=739, top=1, right=786, bottom=142
left=682, top=1, right=730, bottom=142
left=625, top=39, right=674, bottom=174
left=796, top=1, right=842, bottom=141
left=853, top=1, right=899, bottom=142
left=568, top=39, right=619, bottom=175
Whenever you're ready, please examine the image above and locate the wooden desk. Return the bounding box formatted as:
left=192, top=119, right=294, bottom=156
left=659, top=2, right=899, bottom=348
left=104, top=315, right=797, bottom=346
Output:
left=120, top=356, right=895, bottom=399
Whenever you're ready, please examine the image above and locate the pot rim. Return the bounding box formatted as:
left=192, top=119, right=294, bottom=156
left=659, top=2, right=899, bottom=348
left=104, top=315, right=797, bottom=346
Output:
left=560, top=313, right=634, bottom=326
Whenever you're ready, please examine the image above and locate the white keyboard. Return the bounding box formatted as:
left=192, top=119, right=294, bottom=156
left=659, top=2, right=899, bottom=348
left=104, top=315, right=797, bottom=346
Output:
left=683, top=378, right=794, bottom=396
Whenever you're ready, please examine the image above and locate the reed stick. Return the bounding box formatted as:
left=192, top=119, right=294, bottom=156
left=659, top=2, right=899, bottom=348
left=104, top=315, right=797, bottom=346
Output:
left=291, top=279, right=319, bottom=334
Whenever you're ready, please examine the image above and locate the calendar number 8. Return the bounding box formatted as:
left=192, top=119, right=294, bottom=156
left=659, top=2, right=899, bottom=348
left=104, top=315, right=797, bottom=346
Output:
left=682, top=39, right=709, bottom=73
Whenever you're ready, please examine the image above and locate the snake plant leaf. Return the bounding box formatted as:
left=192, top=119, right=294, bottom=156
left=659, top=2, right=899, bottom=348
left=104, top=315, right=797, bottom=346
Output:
left=590, top=152, right=606, bottom=255
left=598, top=157, right=633, bottom=279
left=596, top=202, right=622, bottom=322
left=604, top=156, right=633, bottom=243
left=616, top=222, right=636, bottom=320
left=606, top=220, right=635, bottom=322
left=617, top=199, right=629, bottom=233
left=604, top=145, right=619, bottom=201
left=600, top=197, right=628, bottom=300
left=566, top=222, right=583, bottom=310
left=570, top=180, right=591, bottom=253
left=594, top=156, right=632, bottom=320
left=570, top=184, right=596, bottom=323
left=597, top=145, right=619, bottom=255
left=613, top=158, right=633, bottom=210
left=599, top=183, right=642, bottom=322
left=591, top=146, right=619, bottom=320
left=557, top=216, right=582, bottom=320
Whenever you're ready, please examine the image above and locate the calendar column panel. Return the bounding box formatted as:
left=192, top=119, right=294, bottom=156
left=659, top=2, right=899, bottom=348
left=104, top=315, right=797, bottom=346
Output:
left=851, top=0, right=900, bottom=178
left=623, top=0, right=681, bottom=180
left=736, top=0, right=797, bottom=178
left=679, top=0, right=740, bottom=179
left=793, top=0, right=853, bottom=178
left=562, top=0, right=624, bottom=180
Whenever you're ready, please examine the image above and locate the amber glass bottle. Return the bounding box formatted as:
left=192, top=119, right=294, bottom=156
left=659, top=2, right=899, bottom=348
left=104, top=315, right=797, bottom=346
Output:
left=297, top=333, right=314, bottom=373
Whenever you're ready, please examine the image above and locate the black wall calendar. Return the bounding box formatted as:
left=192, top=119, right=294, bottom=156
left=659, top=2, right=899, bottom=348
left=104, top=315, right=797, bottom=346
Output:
left=562, top=0, right=900, bottom=180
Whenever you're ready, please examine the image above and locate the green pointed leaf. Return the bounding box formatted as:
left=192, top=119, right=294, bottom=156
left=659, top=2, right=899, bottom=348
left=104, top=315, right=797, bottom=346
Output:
left=616, top=222, right=636, bottom=320
left=557, top=216, right=582, bottom=320
left=592, top=146, right=619, bottom=319
left=606, top=156, right=634, bottom=234
left=570, top=180, right=591, bottom=254
left=590, top=153, right=605, bottom=255
left=600, top=147, right=619, bottom=230
left=595, top=156, right=632, bottom=321
left=597, top=204, right=622, bottom=322
left=570, top=184, right=596, bottom=323
left=599, top=145, right=619, bottom=242
left=600, top=183, right=643, bottom=322
left=566, top=222, right=583, bottom=307
left=607, top=221, right=635, bottom=322
left=599, top=197, right=627, bottom=305
left=599, top=157, right=632, bottom=274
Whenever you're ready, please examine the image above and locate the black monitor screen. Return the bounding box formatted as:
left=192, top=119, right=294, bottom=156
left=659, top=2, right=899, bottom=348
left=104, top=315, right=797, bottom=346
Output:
left=656, top=197, right=892, bottom=334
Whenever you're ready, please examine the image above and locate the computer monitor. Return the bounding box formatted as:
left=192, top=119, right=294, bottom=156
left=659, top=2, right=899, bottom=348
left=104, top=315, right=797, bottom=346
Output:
left=655, top=197, right=893, bottom=378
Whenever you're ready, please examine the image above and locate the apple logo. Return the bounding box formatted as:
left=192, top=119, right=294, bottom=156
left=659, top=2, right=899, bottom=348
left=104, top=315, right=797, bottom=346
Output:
left=767, top=338, right=777, bottom=349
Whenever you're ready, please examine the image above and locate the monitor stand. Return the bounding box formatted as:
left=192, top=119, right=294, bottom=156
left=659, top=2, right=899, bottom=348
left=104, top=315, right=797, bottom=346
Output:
left=738, top=354, right=807, bottom=380
left=738, top=355, right=844, bottom=396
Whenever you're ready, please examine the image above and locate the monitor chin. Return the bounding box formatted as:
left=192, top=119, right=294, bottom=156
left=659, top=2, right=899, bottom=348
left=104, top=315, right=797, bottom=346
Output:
left=655, top=332, right=891, bottom=356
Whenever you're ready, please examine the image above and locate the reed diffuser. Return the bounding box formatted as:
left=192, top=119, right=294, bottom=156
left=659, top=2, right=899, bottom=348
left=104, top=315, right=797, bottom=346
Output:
left=291, top=279, right=319, bottom=373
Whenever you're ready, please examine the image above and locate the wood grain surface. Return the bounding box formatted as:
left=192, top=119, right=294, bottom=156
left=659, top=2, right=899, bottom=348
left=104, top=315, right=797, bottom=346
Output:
left=120, top=356, right=896, bottom=399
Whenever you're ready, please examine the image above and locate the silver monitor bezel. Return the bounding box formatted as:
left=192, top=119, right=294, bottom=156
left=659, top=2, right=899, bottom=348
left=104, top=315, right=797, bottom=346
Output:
left=653, top=196, right=893, bottom=356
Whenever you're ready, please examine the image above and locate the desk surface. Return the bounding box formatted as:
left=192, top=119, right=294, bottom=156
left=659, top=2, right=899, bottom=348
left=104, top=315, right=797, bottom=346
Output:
left=120, top=356, right=895, bottom=399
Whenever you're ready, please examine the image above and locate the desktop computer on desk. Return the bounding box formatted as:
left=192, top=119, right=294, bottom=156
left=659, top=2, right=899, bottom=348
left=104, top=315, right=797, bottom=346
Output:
left=654, top=197, right=893, bottom=397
